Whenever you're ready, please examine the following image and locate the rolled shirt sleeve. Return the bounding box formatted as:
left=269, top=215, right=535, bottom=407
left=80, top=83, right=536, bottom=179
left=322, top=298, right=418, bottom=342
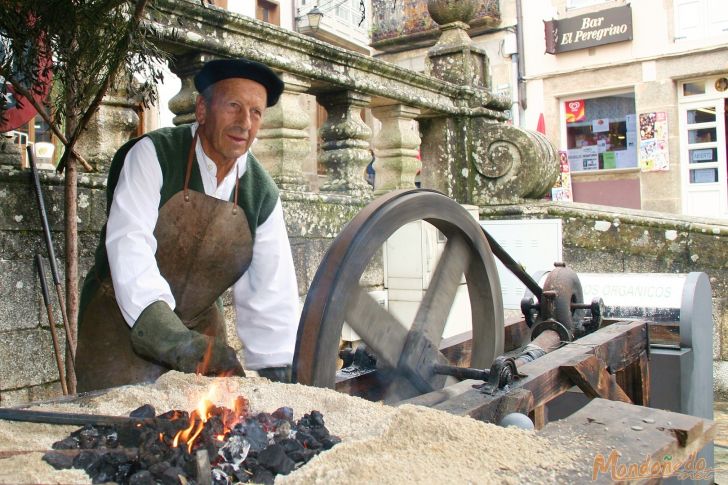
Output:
left=233, top=199, right=299, bottom=370
left=106, top=137, right=176, bottom=326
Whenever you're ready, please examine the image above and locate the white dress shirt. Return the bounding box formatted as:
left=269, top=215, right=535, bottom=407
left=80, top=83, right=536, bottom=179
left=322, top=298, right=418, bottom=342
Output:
left=106, top=124, right=299, bottom=369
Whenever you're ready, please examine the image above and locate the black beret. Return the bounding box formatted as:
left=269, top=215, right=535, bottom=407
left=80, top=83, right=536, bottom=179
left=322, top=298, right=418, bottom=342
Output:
left=194, top=58, right=284, bottom=107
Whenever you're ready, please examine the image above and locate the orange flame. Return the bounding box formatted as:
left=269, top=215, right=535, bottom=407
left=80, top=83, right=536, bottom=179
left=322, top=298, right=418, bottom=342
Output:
left=195, top=339, right=215, bottom=375
left=172, top=398, right=215, bottom=453
left=195, top=339, right=242, bottom=377
left=171, top=385, right=250, bottom=454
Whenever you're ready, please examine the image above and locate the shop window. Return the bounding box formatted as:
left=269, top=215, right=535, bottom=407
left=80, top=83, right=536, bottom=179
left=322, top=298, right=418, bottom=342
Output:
left=256, top=0, right=280, bottom=26
left=564, top=93, right=637, bottom=172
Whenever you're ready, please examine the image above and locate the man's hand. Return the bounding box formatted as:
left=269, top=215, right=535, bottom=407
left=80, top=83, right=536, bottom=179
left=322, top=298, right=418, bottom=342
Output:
left=131, top=301, right=245, bottom=376
left=199, top=338, right=246, bottom=376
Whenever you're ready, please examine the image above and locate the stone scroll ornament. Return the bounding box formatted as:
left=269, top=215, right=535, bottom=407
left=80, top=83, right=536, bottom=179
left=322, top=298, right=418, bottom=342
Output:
left=469, top=121, right=559, bottom=205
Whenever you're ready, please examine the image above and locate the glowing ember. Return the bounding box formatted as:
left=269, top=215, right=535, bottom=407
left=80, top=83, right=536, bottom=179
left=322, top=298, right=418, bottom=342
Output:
left=44, top=393, right=340, bottom=484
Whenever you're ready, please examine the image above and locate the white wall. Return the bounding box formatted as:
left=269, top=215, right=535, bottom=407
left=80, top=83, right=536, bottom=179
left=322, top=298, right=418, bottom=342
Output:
left=521, top=0, right=728, bottom=80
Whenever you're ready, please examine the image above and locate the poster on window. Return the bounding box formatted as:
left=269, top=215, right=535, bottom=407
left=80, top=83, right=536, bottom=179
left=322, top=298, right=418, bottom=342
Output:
left=565, top=99, right=585, bottom=123
left=551, top=151, right=573, bottom=202
left=638, top=111, right=669, bottom=171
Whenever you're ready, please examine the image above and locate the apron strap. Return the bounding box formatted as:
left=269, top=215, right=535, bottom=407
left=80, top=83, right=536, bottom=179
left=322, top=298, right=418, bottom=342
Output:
left=232, top=164, right=239, bottom=215
left=183, top=131, right=197, bottom=202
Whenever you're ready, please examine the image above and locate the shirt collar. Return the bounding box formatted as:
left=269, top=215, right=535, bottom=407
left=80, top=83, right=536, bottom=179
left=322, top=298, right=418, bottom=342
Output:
left=191, top=122, right=249, bottom=180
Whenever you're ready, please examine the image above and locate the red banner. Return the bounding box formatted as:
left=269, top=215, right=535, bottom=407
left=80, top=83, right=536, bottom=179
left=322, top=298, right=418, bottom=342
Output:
left=565, top=99, right=585, bottom=123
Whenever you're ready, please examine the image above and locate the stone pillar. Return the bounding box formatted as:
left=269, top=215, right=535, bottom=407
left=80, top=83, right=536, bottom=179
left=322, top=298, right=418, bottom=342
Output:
left=371, top=104, right=421, bottom=194
left=419, top=116, right=468, bottom=202
left=317, top=91, right=372, bottom=196
left=425, top=0, right=489, bottom=90
left=74, top=82, right=139, bottom=173
left=419, top=0, right=490, bottom=204
left=254, top=73, right=311, bottom=192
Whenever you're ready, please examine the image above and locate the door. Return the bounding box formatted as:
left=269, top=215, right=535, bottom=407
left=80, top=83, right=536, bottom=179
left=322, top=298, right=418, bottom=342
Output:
left=679, top=99, right=727, bottom=218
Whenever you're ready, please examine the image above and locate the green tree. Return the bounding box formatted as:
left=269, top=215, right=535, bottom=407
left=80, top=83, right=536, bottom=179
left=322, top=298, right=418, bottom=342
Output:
left=0, top=0, right=167, bottom=392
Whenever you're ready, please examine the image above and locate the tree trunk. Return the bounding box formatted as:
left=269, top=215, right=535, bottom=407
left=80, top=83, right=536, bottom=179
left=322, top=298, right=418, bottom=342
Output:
left=63, top=49, right=79, bottom=394
left=63, top=153, right=78, bottom=394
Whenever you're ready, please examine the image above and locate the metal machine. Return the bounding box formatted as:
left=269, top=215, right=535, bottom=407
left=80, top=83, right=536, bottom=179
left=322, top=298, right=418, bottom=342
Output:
left=291, top=189, right=717, bottom=481
left=293, top=189, right=632, bottom=404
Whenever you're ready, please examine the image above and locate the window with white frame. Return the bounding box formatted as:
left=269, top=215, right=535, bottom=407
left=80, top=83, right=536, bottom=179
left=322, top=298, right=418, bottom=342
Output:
left=674, top=0, right=728, bottom=40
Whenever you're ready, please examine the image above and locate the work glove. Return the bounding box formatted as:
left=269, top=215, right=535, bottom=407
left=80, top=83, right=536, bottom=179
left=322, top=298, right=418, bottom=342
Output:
left=256, top=365, right=292, bottom=383
left=131, top=301, right=245, bottom=377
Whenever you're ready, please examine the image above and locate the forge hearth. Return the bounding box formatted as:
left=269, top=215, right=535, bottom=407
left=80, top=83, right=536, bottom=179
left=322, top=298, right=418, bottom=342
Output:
left=43, top=401, right=340, bottom=484
left=0, top=371, right=583, bottom=484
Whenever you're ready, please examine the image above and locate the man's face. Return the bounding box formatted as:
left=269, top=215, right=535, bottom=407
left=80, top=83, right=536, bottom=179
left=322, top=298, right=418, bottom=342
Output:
left=195, top=78, right=268, bottom=166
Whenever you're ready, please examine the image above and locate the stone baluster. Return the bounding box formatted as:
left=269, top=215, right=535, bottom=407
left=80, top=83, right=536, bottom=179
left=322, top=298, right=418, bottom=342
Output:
left=167, top=52, right=212, bottom=125
left=317, top=91, right=372, bottom=196
left=370, top=104, right=421, bottom=194
left=253, top=73, right=311, bottom=192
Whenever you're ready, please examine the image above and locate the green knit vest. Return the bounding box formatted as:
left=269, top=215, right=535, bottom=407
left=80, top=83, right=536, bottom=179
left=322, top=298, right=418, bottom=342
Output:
left=79, top=124, right=279, bottom=319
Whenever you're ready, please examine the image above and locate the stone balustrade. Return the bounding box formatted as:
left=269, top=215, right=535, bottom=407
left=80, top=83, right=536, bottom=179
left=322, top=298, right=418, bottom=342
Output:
left=0, top=0, right=566, bottom=403
left=142, top=0, right=555, bottom=206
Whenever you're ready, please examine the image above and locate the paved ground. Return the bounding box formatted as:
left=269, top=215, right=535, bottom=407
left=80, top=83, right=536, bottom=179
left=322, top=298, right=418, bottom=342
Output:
left=715, top=401, right=727, bottom=484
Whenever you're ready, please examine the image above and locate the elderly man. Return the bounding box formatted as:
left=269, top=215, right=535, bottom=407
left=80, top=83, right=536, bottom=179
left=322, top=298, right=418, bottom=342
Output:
left=75, top=59, right=299, bottom=392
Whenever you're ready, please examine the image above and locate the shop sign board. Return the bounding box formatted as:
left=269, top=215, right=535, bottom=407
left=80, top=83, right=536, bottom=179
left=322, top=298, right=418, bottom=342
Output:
left=544, top=5, right=632, bottom=54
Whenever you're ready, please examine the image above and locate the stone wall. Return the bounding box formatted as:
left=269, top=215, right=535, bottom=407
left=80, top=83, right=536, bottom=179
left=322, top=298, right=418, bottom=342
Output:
left=0, top=166, right=101, bottom=404
left=481, top=201, right=728, bottom=399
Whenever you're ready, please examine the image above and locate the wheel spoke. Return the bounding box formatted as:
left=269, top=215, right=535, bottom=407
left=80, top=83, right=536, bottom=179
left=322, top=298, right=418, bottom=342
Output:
left=412, top=232, right=471, bottom=347
left=345, top=286, right=409, bottom=369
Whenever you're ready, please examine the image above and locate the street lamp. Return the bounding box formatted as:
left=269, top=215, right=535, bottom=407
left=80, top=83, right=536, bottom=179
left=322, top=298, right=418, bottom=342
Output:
left=304, top=5, right=324, bottom=32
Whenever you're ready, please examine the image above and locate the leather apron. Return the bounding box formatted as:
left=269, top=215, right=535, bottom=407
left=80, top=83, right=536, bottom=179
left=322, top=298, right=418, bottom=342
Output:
left=75, top=134, right=254, bottom=392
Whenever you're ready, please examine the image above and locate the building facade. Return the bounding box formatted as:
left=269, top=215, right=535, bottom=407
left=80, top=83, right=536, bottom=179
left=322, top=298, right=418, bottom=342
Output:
left=373, top=0, right=728, bottom=219
left=524, top=0, right=728, bottom=218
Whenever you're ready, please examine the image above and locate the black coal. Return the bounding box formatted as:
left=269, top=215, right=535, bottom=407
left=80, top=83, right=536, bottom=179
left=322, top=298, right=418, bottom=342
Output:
left=42, top=399, right=341, bottom=485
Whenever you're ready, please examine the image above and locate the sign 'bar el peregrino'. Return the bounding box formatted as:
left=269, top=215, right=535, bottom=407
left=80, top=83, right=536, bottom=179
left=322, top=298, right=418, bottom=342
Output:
left=544, top=5, right=633, bottom=54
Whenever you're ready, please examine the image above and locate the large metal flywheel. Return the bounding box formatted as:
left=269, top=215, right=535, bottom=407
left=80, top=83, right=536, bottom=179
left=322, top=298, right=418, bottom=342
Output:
left=293, top=189, right=504, bottom=402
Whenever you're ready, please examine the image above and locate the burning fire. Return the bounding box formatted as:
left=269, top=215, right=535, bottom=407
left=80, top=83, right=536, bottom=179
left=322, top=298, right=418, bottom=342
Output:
left=195, top=339, right=241, bottom=377
left=196, top=339, right=216, bottom=375
left=171, top=383, right=249, bottom=454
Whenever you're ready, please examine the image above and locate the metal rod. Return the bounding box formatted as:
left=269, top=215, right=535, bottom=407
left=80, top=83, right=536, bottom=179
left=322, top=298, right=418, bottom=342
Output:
left=0, top=407, right=158, bottom=428
left=481, top=227, right=543, bottom=300
left=35, top=255, right=68, bottom=395
left=431, top=363, right=490, bottom=381
left=27, top=146, right=77, bottom=364
left=0, top=408, right=179, bottom=448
